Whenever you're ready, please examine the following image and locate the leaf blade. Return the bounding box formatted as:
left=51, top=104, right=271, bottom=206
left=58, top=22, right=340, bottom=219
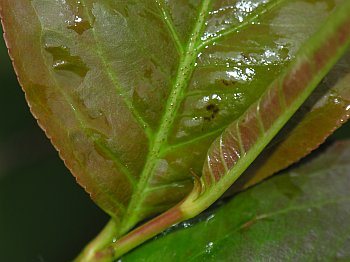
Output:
left=121, top=140, right=350, bottom=262
left=182, top=2, right=350, bottom=215
left=1, top=0, right=350, bottom=242
left=234, top=53, right=350, bottom=191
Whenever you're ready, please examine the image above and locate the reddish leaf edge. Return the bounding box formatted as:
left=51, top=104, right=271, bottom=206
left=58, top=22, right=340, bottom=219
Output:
left=232, top=69, right=350, bottom=193
left=0, top=2, right=97, bottom=212
left=79, top=2, right=350, bottom=261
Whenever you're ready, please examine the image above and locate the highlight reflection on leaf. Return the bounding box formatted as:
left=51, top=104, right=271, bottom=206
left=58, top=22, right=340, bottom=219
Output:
left=1, top=0, right=350, bottom=259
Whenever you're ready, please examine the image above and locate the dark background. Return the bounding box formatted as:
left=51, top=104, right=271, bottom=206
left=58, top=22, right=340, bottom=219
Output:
left=1, top=27, right=350, bottom=262
left=0, top=29, right=109, bottom=261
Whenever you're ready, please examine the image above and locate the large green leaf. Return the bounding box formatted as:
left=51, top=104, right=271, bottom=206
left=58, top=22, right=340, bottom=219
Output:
left=2, top=0, right=349, bottom=236
left=121, top=140, right=350, bottom=261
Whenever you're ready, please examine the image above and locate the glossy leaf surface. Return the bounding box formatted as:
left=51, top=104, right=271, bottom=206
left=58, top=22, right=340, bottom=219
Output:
left=231, top=50, right=350, bottom=192
left=80, top=3, right=350, bottom=259
left=122, top=140, right=350, bottom=261
left=1, top=0, right=349, bottom=236
left=182, top=2, right=350, bottom=213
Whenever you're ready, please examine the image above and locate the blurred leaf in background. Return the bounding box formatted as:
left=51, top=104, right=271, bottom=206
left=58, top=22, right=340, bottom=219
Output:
left=0, top=28, right=108, bottom=262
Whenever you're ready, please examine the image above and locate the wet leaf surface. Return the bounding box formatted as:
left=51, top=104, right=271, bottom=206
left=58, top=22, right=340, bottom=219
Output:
left=1, top=0, right=350, bottom=239
left=230, top=50, right=350, bottom=192
left=122, top=140, right=350, bottom=262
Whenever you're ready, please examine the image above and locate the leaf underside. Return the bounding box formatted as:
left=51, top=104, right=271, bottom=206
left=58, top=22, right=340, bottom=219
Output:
left=229, top=49, right=350, bottom=193
left=1, top=0, right=350, bottom=238
left=121, top=140, right=350, bottom=262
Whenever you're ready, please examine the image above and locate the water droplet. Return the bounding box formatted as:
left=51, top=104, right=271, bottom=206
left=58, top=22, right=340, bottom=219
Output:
left=45, top=45, right=89, bottom=77
left=182, top=222, right=192, bottom=228
left=205, top=242, right=214, bottom=254
left=205, top=214, right=215, bottom=223
left=226, top=67, right=254, bottom=82
left=67, top=0, right=92, bottom=34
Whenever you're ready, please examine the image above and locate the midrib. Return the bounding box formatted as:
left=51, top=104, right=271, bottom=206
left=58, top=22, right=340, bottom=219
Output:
left=118, top=0, right=213, bottom=235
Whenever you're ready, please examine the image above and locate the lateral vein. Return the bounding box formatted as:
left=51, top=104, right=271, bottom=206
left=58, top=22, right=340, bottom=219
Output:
left=197, top=0, right=286, bottom=51
left=156, top=0, right=184, bottom=55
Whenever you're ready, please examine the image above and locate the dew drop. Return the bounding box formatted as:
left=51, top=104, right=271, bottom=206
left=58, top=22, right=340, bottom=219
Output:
left=205, top=214, right=215, bottom=223
left=182, top=222, right=192, bottom=228
left=205, top=242, right=214, bottom=254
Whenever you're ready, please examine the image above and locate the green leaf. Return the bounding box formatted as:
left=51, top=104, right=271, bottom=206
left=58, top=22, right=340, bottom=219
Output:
left=2, top=0, right=349, bottom=236
left=121, top=140, right=350, bottom=262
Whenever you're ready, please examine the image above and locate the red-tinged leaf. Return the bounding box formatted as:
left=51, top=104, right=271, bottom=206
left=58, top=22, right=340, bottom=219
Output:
left=92, top=2, right=350, bottom=260
left=230, top=50, right=350, bottom=192
left=2, top=1, right=350, bottom=260
left=190, top=2, right=350, bottom=206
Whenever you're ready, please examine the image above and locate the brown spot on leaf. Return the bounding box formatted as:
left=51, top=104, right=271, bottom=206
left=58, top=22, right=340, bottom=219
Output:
left=205, top=104, right=220, bottom=121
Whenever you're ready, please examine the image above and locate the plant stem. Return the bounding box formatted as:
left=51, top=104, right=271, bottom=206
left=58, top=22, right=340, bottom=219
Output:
left=74, top=220, right=118, bottom=262
left=94, top=204, right=184, bottom=261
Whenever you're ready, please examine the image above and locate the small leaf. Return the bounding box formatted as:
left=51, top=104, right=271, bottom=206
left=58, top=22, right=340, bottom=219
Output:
left=231, top=50, right=350, bottom=192
left=179, top=1, right=350, bottom=214
left=121, top=140, right=350, bottom=262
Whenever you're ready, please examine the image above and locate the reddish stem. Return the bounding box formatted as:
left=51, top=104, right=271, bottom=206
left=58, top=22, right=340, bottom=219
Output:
left=94, top=204, right=184, bottom=261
